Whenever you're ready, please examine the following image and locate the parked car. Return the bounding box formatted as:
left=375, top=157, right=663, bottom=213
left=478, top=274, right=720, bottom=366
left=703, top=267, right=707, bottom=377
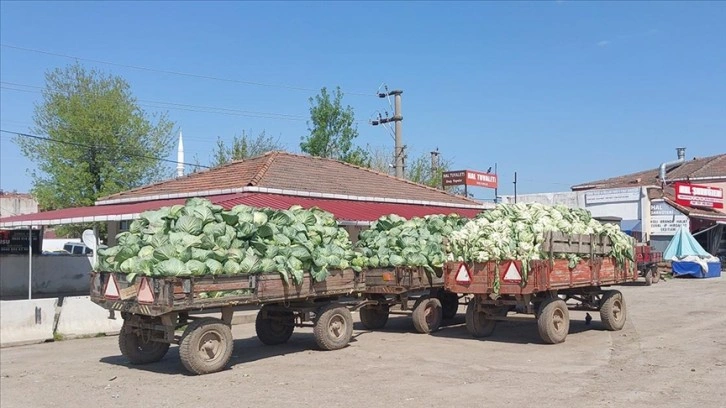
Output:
left=63, top=242, right=94, bottom=255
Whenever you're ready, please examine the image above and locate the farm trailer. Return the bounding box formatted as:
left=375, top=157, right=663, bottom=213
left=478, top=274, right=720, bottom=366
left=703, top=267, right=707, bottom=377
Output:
left=444, top=232, right=637, bottom=344
left=90, top=269, right=364, bottom=375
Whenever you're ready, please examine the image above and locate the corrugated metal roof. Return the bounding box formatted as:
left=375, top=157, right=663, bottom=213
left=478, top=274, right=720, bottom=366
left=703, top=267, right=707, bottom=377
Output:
left=0, top=193, right=483, bottom=227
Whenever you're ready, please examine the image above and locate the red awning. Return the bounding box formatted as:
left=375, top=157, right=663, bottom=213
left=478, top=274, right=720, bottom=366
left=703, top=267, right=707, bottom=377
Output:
left=0, top=193, right=484, bottom=227
left=0, top=194, right=240, bottom=227
left=215, top=193, right=483, bottom=222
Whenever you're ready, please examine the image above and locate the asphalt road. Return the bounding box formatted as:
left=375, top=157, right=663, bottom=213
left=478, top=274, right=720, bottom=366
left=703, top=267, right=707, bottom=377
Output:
left=1, top=276, right=725, bottom=408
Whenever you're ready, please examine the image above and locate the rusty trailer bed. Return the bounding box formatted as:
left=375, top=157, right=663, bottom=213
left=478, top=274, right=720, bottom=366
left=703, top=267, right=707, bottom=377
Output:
left=90, top=269, right=364, bottom=317
left=363, top=267, right=443, bottom=294
left=442, top=231, right=637, bottom=344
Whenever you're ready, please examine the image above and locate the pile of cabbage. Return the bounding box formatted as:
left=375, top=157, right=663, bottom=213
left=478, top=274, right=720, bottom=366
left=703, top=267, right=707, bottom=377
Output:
left=97, top=198, right=363, bottom=284
left=356, top=213, right=468, bottom=275
left=447, top=203, right=635, bottom=287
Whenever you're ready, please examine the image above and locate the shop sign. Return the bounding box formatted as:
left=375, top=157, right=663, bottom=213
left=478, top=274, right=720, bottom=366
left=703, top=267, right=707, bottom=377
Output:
left=674, top=182, right=724, bottom=209
left=585, top=188, right=640, bottom=205
left=0, top=229, right=42, bottom=254
left=442, top=170, right=498, bottom=189
left=650, top=201, right=690, bottom=235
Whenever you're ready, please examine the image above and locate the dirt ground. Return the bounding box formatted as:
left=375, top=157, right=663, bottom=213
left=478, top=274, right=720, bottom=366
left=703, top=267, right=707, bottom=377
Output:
left=1, top=277, right=725, bottom=408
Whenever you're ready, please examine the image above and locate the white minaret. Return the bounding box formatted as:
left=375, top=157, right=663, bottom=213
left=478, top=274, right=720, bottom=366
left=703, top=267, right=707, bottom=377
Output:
left=176, top=129, right=185, bottom=178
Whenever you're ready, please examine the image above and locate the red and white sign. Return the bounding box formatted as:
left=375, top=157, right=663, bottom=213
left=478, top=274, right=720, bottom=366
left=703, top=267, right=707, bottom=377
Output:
left=104, top=274, right=120, bottom=300
left=137, top=277, right=155, bottom=304
left=501, top=262, right=522, bottom=283
left=442, top=170, right=498, bottom=189
left=454, top=263, right=472, bottom=285
left=675, top=182, right=724, bottom=209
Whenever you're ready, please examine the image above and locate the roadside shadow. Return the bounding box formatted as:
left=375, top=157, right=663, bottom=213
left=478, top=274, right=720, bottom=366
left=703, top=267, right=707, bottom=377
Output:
left=429, top=314, right=608, bottom=345
left=352, top=314, right=466, bottom=336
left=99, top=333, right=333, bottom=376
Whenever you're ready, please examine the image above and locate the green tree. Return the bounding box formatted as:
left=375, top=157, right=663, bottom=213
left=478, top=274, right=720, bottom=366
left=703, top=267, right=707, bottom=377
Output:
left=211, top=130, right=283, bottom=167
left=17, top=63, right=174, bottom=211
left=301, top=87, right=369, bottom=166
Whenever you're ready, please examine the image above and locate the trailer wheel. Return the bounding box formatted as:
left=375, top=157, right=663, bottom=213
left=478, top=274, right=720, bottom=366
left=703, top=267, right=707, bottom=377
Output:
left=644, top=269, right=653, bottom=286
left=255, top=305, right=295, bottom=345
left=599, top=290, right=626, bottom=331
left=314, top=304, right=354, bottom=351
left=118, top=320, right=170, bottom=365
left=179, top=318, right=234, bottom=375
left=537, top=298, right=570, bottom=344
left=438, top=291, right=459, bottom=320
left=359, top=299, right=390, bottom=330
left=412, top=296, right=443, bottom=333
left=465, top=299, right=497, bottom=338
left=651, top=266, right=660, bottom=283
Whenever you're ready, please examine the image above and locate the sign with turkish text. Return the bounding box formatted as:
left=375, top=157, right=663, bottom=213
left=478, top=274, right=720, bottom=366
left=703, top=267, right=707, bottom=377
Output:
left=442, top=170, right=498, bottom=189
left=0, top=229, right=42, bottom=254
left=585, top=188, right=640, bottom=205
left=674, top=182, right=724, bottom=209
left=650, top=201, right=690, bottom=236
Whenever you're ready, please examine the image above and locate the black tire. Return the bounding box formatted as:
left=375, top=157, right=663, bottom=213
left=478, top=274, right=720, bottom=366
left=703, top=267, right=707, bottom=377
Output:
left=599, top=290, right=626, bottom=331
left=179, top=318, right=234, bottom=375
left=255, top=305, right=295, bottom=345
left=465, top=298, right=497, bottom=338
left=438, top=291, right=459, bottom=320
left=537, top=298, right=570, bottom=344
left=412, top=296, right=443, bottom=334
left=644, top=269, right=653, bottom=286
left=359, top=303, right=390, bottom=330
left=118, top=320, right=170, bottom=365
left=652, top=266, right=660, bottom=283
left=313, top=304, right=354, bottom=351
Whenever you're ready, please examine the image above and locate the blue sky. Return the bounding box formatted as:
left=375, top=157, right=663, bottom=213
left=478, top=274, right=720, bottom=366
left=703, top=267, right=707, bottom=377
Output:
left=1, top=1, right=724, bottom=200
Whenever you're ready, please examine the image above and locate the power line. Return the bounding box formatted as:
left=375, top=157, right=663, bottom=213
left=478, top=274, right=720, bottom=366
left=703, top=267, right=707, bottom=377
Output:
left=0, top=129, right=210, bottom=168
left=1, top=43, right=376, bottom=97
left=0, top=82, right=307, bottom=121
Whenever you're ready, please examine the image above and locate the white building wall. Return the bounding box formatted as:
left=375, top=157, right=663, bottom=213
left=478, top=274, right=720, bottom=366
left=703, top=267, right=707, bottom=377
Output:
left=501, top=187, right=651, bottom=239
left=0, top=195, right=38, bottom=218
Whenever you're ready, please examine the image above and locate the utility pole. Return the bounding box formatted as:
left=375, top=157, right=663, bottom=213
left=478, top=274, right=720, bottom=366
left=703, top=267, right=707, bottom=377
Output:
left=514, top=171, right=518, bottom=204
left=431, top=148, right=441, bottom=190
left=494, top=162, right=498, bottom=203
left=372, top=89, right=404, bottom=178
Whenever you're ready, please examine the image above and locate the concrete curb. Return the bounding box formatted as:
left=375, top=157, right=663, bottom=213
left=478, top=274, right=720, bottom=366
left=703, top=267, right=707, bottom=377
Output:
left=0, top=298, right=58, bottom=347
left=55, top=296, right=124, bottom=340
left=0, top=303, right=259, bottom=348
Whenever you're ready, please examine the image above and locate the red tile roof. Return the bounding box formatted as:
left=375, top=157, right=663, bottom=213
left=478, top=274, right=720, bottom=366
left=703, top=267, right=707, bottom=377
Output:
left=99, top=151, right=480, bottom=206
left=0, top=193, right=483, bottom=227
left=572, top=154, right=726, bottom=191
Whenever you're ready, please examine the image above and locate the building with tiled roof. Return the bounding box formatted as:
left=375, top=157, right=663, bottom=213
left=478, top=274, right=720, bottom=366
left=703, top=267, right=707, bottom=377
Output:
left=0, top=151, right=492, bottom=245
left=572, top=154, right=726, bottom=191
left=98, top=151, right=481, bottom=206
left=501, top=150, right=726, bottom=257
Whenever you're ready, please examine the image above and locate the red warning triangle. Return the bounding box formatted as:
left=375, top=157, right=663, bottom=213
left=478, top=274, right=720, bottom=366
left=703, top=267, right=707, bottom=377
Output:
left=137, top=277, right=155, bottom=305
left=502, top=262, right=522, bottom=283
left=104, top=274, right=120, bottom=299
left=455, top=263, right=472, bottom=284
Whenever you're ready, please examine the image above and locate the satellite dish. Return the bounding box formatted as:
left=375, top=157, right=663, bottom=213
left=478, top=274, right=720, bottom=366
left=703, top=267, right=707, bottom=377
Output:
left=82, top=229, right=97, bottom=251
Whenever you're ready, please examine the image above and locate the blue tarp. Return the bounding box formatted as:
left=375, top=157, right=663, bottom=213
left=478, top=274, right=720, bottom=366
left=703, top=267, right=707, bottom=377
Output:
left=663, top=226, right=711, bottom=259
left=672, top=261, right=722, bottom=278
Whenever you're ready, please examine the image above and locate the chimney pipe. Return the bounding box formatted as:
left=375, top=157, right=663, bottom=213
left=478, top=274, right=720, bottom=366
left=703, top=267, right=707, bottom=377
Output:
left=659, top=147, right=686, bottom=187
